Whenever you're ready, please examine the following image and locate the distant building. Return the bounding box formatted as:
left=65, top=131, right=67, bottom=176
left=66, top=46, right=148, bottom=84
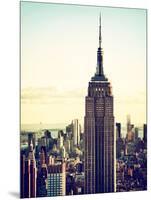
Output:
left=134, top=127, right=139, bottom=141
left=57, top=131, right=64, bottom=149
left=37, top=164, right=47, bottom=197
left=72, top=119, right=81, bottom=146
left=28, top=132, right=36, bottom=149
left=40, top=138, right=47, bottom=165
left=44, top=129, right=51, bottom=138
left=126, top=131, right=134, bottom=142
left=37, top=147, right=47, bottom=197
left=44, top=130, right=54, bottom=151
left=127, top=115, right=131, bottom=133
left=61, top=146, right=66, bottom=158
left=126, top=117, right=135, bottom=142
left=66, top=123, right=73, bottom=138
left=116, top=137, right=124, bottom=159
left=116, top=123, right=121, bottom=140
left=125, top=142, right=135, bottom=155
left=143, top=124, right=147, bottom=143
left=47, top=162, right=66, bottom=196
left=40, top=148, right=46, bottom=166
left=48, top=155, right=55, bottom=166
left=70, top=139, right=74, bottom=153
left=41, top=136, right=47, bottom=147
left=64, top=139, right=70, bottom=153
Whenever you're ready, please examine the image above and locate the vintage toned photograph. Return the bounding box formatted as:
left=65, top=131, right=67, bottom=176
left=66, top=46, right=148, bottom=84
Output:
left=20, top=1, right=147, bottom=198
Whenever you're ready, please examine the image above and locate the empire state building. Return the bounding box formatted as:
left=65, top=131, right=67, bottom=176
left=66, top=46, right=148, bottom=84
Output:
left=84, top=14, right=115, bottom=194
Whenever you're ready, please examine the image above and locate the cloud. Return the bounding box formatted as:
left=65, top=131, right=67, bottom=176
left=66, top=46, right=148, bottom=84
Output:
left=21, top=86, right=85, bottom=104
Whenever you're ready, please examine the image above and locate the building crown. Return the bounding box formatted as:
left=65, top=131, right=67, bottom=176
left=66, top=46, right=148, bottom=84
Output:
left=91, top=13, right=108, bottom=82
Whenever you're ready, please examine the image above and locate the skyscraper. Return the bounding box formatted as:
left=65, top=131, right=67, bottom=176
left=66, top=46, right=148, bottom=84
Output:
left=21, top=141, right=37, bottom=198
left=127, top=115, right=132, bottom=133
left=72, top=119, right=81, bottom=146
left=28, top=132, right=36, bottom=150
left=116, top=123, right=121, bottom=140
left=84, top=14, right=115, bottom=194
left=57, top=130, right=64, bottom=149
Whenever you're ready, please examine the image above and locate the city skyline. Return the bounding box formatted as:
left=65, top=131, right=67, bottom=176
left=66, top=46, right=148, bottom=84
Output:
left=20, top=2, right=147, bottom=198
left=21, top=2, right=146, bottom=126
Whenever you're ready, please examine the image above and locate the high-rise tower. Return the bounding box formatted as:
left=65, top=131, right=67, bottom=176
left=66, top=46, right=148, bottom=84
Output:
left=72, top=119, right=81, bottom=146
left=116, top=123, right=121, bottom=140
left=84, top=14, right=115, bottom=194
left=21, top=141, right=37, bottom=198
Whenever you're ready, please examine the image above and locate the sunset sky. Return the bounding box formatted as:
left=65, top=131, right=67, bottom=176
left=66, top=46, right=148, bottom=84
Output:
left=21, top=2, right=146, bottom=127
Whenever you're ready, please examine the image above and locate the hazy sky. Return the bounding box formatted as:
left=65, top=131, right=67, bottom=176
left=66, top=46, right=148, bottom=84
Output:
left=21, top=2, right=146, bottom=127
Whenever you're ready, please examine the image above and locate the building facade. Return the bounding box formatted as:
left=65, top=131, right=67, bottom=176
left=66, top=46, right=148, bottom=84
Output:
left=47, top=163, right=66, bottom=196
left=84, top=14, right=115, bottom=194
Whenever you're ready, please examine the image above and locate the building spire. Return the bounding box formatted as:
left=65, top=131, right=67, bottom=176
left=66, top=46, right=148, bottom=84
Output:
left=99, top=13, right=102, bottom=48
left=91, top=13, right=107, bottom=81
left=97, top=12, right=104, bottom=76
